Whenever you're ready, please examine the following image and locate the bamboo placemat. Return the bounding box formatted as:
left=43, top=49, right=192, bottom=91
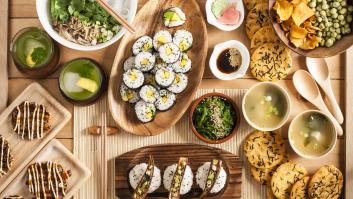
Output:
left=74, top=89, right=266, bottom=199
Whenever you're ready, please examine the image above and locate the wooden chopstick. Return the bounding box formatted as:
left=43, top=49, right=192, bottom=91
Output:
left=95, top=0, right=135, bottom=34
left=101, top=113, right=108, bottom=199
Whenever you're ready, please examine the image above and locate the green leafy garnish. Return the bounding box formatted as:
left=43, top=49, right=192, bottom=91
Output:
left=31, top=47, right=48, bottom=65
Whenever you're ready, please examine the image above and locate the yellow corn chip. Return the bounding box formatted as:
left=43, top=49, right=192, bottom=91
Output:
left=290, top=37, right=305, bottom=47
left=290, top=24, right=308, bottom=38
left=300, top=35, right=321, bottom=49
left=273, top=0, right=294, bottom=21
left=292, top=2, right=315, bottom=26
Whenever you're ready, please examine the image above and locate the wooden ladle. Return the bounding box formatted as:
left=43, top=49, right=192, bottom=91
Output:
left=306, top=57, right=344, bottom=124
left=293, top=70, right=343, bottom=136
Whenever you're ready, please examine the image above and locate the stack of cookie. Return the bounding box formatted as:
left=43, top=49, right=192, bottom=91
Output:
left=244, top=1, right=292, bottom=82
left=243, top=130, right=344, bottom=199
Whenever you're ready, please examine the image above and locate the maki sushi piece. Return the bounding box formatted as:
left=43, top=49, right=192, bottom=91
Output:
left=135, top=52, right=156, bottom=72
left=120, top=84, right=140, bottom=104
left=163, top=157, right=193, bottom=198
left=0, top=135, right=13, bottom=177
left=144, top=73, right=160, bottom=89
left=129, top=156, right=161, bottom=198
left=155, top=90, right=176, bottom=111
left=167, top=73, right=188, bottom=94
left=12, top=101, right=51, bottom=140
left=27, top=161, right=71, bottom=199
left=196, top=159, right=227, bottom=197
left=163, top=7, right=186, bottom=28
left=151, top=53, right=174, bottom=74
left=132, top=36, right=153, bottom=55
left=158, top=43, right=181, bottom=64
left=173, top=30, right=193, bottom=52
left=135, top=100, right=156, bottom=123
left=153, top=30, right=173, bottom=50
left=172, top=53, right=192, bottom=73
left=139, top=85, right=160, bottom=104
left=123, top=56, right=136, bottom=71
left=155, top=68, right=176, bottom=88
left=3, top=196, right=24, bottom=199
left=123, top=69, right=144, bottom=89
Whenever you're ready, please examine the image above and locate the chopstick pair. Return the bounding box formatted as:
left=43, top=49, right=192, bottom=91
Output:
left=100, top=113, right=108, bottom=199
left=95, top=0, right=135, bottom=34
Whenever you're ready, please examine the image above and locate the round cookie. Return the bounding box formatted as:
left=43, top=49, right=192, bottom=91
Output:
left=244, top=0, right=267, bottom=10
left=271, top=162, right=308, bottom=199
left=250, top=166, right=276, bottom=185
left=250, top=43, right=292, bottom=82
left=308, top=165, right=343, bottom=199
left=245, top=3, right=271, bottom=39
left=290, top=176, right=310, bottom=199
left=0, top=135, right=13, bottom=177
left=244, top=131, right=285, bottom=169
left=250, top=26, right=279, bottom=54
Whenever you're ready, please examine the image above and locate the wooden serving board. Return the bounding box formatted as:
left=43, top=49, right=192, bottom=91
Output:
left=0, top=82, right=71, bottom=192
left=115, top=144, right=242, bottom=199
left=108, top=0, right=208, bottom=136
left=0, top=139, right=91, bottom=198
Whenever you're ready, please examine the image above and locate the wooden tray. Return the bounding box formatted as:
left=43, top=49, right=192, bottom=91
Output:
left=115, top=144, right=242, bottom=199
left=0, top=139, right=91, bottom=198
left=108, top=0, right=208, bottom=136
left=0, top=82, right=71, bottom=192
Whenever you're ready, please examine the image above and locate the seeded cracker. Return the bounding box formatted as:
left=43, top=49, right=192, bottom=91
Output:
left=250, top=43, right=292, bottom=81
left=271, top=162, right=308, bottom=199
left=244, top=0, right=267, bottom=10
left=243, top=131, right=285, bottom=169
left=245, top=3, right=271, bottom=39
left=308, top=165, right=343, bottom=199
left=250, top=26, right=279, bottom=54
left=250, top=166, right=276, bottom=185
left=290, top=176, right=310, bottom=199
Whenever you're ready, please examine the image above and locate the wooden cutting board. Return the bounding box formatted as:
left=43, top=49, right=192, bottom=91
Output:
left=115, top=144, right=242, bottom=199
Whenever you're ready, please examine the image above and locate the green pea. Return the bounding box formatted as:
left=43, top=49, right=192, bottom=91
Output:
left=332, top=2, right=340, bottom=7
left=317, top=17, right=323, bottom=22
left=320, top=40, right=325, bottom=46
left=319, top=23, right=326, bottom=29
left=333, top=22, right=340, bottom=28
left=339, top=8, right=347, bottom=15
left=318, top=0, right=322, bottom=2
left=331, top=8, right=337, bottom=14
left=332, top=13, right=338, bottom=18
left=325, top=22, right=332, bottom=27
left=325, top=38, right=334, bottom=47
left=347, top=15, right=353, bottom=22
left=338, top=14, right=345, bottom=20
left=348, top=5, right=353, bottom=13
left=322, top=4, right=329, bottom=9
left=309, top=2, right=316, bottom=8
left=331, top=32, right=338, bottom=37
left=336, top=28, right=341, bottom=33
left=341, top=1, right=347, bottom=7
left=340, top=20, right=346, bottom=25
left=320, top=10, right=327, bottom=16
left=318, top=31, right=323, bottom=37
left=336, top=34, right=342, bottom=40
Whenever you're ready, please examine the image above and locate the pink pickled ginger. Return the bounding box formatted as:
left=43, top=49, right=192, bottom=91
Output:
left=218, top=5, right=240, bottom=25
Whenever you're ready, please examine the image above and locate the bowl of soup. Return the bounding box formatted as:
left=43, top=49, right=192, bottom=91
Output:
left=242, top=82, right=291, bottom=131
left=289, top=110, right=337, bottom=159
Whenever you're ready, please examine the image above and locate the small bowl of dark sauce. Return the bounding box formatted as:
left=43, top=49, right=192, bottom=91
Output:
left=209, top=40, right=249, bottom=80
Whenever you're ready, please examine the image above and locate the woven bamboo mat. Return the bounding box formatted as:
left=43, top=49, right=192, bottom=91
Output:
left=73, top=89, right=266, bottom=199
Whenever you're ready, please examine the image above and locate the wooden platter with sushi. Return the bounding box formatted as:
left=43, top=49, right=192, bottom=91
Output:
left=108, top=0, right=208, bottom=136
left=115, top=144, right=242, bottom=198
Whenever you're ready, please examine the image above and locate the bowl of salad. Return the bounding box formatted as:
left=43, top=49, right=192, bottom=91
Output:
left=36, top=0, right=137, bottom=51
left=190, top=93, right=240, bottom=144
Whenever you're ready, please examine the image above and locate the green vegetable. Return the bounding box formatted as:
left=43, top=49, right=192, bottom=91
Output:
left=31, top=47, right=48, bottom=65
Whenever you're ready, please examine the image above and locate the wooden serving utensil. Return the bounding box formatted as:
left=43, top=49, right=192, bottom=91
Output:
left=95, top=0, right=135, bottom=34
left=100, top=113, right=108, bottom=199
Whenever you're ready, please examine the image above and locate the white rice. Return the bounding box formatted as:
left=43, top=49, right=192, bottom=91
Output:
left=153, top=30, right=173, bottom=50
left=120, top=84, right=140, bottom=103
left=173, top=30, right=193, bottom=52
left=155, top=68, right=176, bottom=87
left=123, top=69, right=144, bottom=89
left=167, top=73, right=188, bottom=94
left=132, top=36, right=153, bottom=55
left=134, top=100, right=156, bottom=123
left=172, top=53, right=192, bottom=73
left=129, top=163, right=161, bottom=193
left=158, top=42, right=181, bottom=64
left=123, top=56, right=136, bottom=71
left=139, top=85, right=159, bottom=104
left=135, top=52, right=156, bottom=72
left=163, top=7, right=186, bottom=28
left=155, top=89, right=176, bottom=111
left=163, top=164, right=193, bottom=195
left=196, top=162, right=227, bottom=194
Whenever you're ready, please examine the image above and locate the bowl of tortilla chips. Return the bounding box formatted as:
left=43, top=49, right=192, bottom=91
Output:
left=269, top=0, right=353, bottom=57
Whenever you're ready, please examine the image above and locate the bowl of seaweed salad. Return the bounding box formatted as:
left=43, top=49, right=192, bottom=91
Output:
left=190, top=92, right=240, bottom=144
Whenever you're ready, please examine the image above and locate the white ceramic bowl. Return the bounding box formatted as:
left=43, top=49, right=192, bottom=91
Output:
left=205, top=0, right=244, bottom=31
left=36, top=0, right=137, bottom=51
left=242, top=82, right=291, bottom=131
left=288, top=110, right=337, bottom=159
left=209, top=40, right=249, bottom=80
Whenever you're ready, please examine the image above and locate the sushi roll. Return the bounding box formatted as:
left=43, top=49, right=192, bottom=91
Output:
left=120, top=84, right=140, bottom=104
left=163, top=7, right=186, bottom=28
left=153, top=30, right=173, bottom=50
left=123, top=69, right=144, bottom=89
left=123, top=56, right=135, bottom=71
left=167, top=73, right=188, bottom=94
left=155, top=90, right=176, bottom=111
left=139, top=85, right=160, bottom=104
left=135, top=52, right=156, bottom=72
left=129, top=156, right=161, bottom=198
left=158, top=43, right=181, bottom=64
left=135, top=100, right=156, bottom=123
left=132, top=36, right=153, bottom=55
left=172, top=53, right=192, bottom=73
left=173, top=30, right=193, bottom=52
left=196, top=160, right=227, bottom=196
left=163, top=157, right=193, bottom=198
left=155, top=68, right=176, bottom=87
left=144, top=73, right=160, bottom=89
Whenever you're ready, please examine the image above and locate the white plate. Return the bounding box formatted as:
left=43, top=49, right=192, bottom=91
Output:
left=36, top=0, right=138, bottom=51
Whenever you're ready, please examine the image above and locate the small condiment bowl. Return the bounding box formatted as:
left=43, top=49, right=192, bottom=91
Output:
left=242, top=82, right=291, bottom=131
left=189, top=92, right=241, bottom=144
left=209, top=40, right=250, bottom=80
left=205, top=0, right=245, bottom=31
left=288, top=110, right=337, bottom=159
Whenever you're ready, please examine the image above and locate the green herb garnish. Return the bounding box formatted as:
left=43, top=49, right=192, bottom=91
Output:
left=31, top=47, right=48, bottom=65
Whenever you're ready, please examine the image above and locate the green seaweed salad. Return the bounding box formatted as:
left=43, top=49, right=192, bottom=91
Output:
left=193, top=96, right=236, bottom=140
left=50, top=0, right=120, bottom=45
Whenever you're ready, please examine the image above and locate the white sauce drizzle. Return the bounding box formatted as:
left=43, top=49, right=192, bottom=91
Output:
left=0, top=136, right=11, bottom=176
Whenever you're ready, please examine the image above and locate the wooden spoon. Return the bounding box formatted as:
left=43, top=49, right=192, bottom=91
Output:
left=293, top=70, right=343, bottom=136
left=306, top=57, right=344, bottom=124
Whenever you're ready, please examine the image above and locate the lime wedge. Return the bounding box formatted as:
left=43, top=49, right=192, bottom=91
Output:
left=76, top=78, right=99, bottom=93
